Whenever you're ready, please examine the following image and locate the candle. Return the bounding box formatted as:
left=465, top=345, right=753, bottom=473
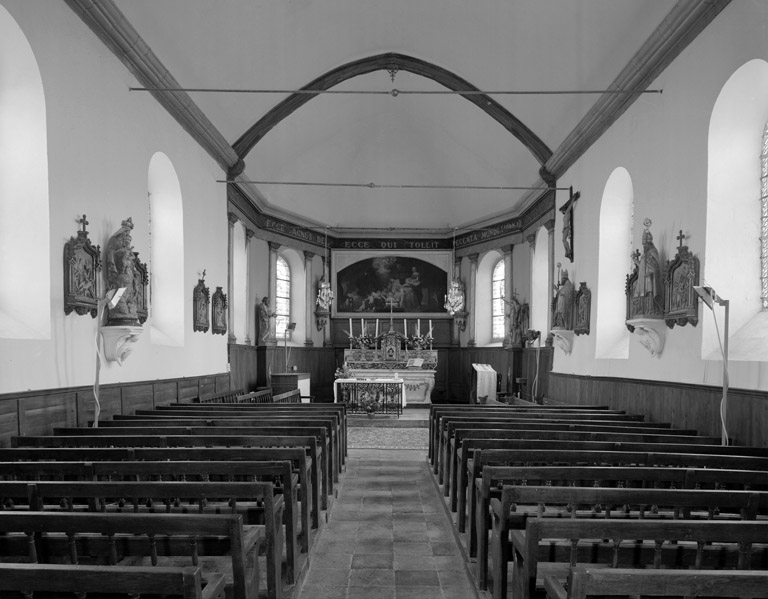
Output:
left=361, top=318, right=365, bottom=335
left=349, top=318, right=353, bottom=334
left=417, top=319, right=421, bottom=335
left=375, top=319, right=379, bottom=337
left=429, top=320, right=432, bottom=334
left=403, top=318, right=407, bottom=334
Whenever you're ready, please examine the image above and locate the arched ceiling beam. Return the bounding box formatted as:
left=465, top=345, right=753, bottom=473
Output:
left=232, top=53, right=552, bottom=167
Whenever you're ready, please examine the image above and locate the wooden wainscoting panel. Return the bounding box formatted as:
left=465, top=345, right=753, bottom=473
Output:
left=77, top=387, right=121, bottom=426
left=18, top=392, right=77, bottom=437
left=549, top=373, right=768, bottom=447
left=214, top=373, right=231, bottom=392
left=178, top=379, right=199, bottom=402
left=228, top=344, right=258, bottom=393
left=121, top=384, right=154, bottom=415
left=0, top=401, right=19, bottom=448
left=198, top=376, right=217, bottom=398
left=153, top=381, right=178, bottom=406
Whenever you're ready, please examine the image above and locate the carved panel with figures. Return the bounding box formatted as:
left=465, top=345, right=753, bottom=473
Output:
left=664, top=231, right=699, bottom=328
left=574, top=282, right=591, bottom=336
left=64, top=215, right=101, bottom=317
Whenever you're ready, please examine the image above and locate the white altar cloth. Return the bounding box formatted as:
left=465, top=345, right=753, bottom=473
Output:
left=472, top=363, right=497, bottom=403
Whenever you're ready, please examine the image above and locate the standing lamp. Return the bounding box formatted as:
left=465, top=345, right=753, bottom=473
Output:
left=693, top=285, right=729, bottom=445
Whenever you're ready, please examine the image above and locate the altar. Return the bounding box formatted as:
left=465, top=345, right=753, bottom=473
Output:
left=342, top=327, right=437, bottom=406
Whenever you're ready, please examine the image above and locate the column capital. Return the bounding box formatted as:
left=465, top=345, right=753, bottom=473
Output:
left=227, top=212, right=239, bottom=226
left=501, top=244, right=514, bottom=257
left=268, top=241, right=281, bottom=252
left=245, top=228, right=255, bottom=240
left=544, top=218, right=556, bottom=233
left=303, top=250, right=315, bottom=260
left=526, top=233, right=537, bottom=248
left=468, top=253, right=479, bottom=265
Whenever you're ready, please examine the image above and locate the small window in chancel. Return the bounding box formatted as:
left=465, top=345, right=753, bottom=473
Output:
left=275, top=256, right=291, bottom=339
left=491, top=259, right=505, bottom=340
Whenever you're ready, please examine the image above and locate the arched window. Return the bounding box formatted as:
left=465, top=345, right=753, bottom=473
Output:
left=148, top=152, right=184, bottom=346
left=0, top=7, right=50, bottom=339
left=530, top=226, right=550, bottom=336
left=703, top=59, right=768, bottom=362
left=491, top=259, right=505, bottom=340
left=595, top=167, right=633, bottom=359
left=275, top=256, right=291, bottom=339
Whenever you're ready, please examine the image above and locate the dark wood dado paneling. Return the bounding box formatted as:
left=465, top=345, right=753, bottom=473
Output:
left=549, top=372, right=768, bottom=448
left=0, top=373, right=232, bottom=446
left=229, top=344, right=258, bottom=392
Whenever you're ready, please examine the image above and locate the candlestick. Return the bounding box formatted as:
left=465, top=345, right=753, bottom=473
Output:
left=361, top=318, right=364, bottom=336
left=429, top=320, right=433, bottom=334
left=375, top=319, right=379, bottom=337
left=417, top=319, right=421, bottom=336
left=403, top=318, right=407, bottom=335
left=349, top=318, right=353, bottom=335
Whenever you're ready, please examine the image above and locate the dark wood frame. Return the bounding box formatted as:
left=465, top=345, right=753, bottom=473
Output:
left=63, top=215, right=101, bottom=318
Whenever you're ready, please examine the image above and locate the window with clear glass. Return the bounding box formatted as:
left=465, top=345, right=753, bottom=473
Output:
left=275, top=256, right=291, bottom=338
left=491, top=259, right=505, bottom=340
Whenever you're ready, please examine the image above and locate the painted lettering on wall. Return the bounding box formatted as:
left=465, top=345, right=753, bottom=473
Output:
left=337, top=239, right=445, bottom=250
left=455, top=219, right=520, bottom=248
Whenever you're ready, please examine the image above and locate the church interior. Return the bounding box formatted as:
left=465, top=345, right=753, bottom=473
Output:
left=1, top=1, right=768, bottom=598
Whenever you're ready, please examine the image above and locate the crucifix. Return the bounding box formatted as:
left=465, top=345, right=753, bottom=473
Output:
left=78, top=214, right=89, bottom=232
left=386, top=296, right=397, bottom=329
left=676, top=229, right=687, bottom=249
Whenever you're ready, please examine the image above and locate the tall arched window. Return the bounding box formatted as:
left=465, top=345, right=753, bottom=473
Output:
left=530, top=226, right=550, bottom=336
left=704, top=59, right=768, bottom=362
left=595, top=167, right=633, bottom=359
left=148, top=152, right=184, bottom=346
left=0, top=7, right=50, bottom=339
left=275, top=256, right=291, bottom=339
left=491, top=259, right=505, bottom=340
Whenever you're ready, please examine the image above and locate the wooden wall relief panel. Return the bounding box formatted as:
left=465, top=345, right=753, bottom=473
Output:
left=0, top=401, right=19, bottom=448
left=664, top=232, right=699, bottom=328
left=574, top=282, right=591, bottom=336
left=63, top=215, right=101, bottom=318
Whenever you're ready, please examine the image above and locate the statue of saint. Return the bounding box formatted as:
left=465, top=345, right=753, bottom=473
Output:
left=632, top=219, right=663, bottom=316
left=552, top=269, right=574, bottom=330
left=105, top=218, right=139, bottom=326
left=258, top=296, right=276, bottom=343
left=502, top=292, right=522, bottom=347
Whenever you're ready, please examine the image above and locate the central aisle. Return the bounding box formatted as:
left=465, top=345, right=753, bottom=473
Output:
left=296, top=448, right=479, bottom=599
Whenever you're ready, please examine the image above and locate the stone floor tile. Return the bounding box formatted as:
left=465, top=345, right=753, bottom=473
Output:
left=349, top=568, right=396, bottom=587
left=310, top=553, right=353, bottom=569
left=431, top=541, right=461, bottom=556
left=296, top=585, right=348, bottom=599
left=395, top=588, right=444, bottom=599
left=393, top=554, right=437, bottom=571
left=393, top=542, right=433, bottom=556
left=347, top=587, right=396, bottom=599
left=303, top=567, right=351, bottom=587
left=395, top=570, right=440, bottom=586
left=351, top=554, right=394, bottom=569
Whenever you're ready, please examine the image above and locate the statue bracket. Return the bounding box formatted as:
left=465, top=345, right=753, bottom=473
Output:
left=315, top=308, right=329, bottom=331
left=627, top=318, right=666, bottom=357
left=550, top=329, right=574, bottom=355
left=453, top=311, right=468, bottom=332
left=102, top=325, right=143, bottom=366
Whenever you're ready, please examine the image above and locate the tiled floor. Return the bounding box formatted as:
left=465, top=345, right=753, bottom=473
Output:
left=296, top=448, right=479, bottom=599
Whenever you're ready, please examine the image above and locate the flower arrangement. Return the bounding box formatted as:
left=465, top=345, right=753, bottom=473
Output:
left=406, top=333, right=433, bottom=350
left=358, top=390, right=380, bottom=414
left=347, top=333, right=379, bottom=349
left=334, top=363, right=353, bottom=379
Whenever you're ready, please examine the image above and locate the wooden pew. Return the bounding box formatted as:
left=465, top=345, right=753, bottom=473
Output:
left=0, top=445, right=318, bottom=533
left=26, top=480, right=284, bottom=599
left=491, top=486, right=768, bottom=599
left=448, top=427, right=721, bottom=516
left=0, top=511, right=250, bottom=599
left=273, top=389, right=304, bottom=403
left=90, top=460, right=302, bottom=582
left=127, top=410, right=341, bottom=483
left=198, top=388, right=246, bottom=404
left=237, top=389, right=274, bottom=403
left=545, top=566, right=768, bottom=599
left=14, top=433, right=329, bottom=512
left=0, top=562, right=224, bottom=599
left=124, top=407, right=346, bottom=474
left=466, top=448, right=768, bottom=590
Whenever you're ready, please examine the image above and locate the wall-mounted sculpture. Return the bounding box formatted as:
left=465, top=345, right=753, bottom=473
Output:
left=664, top=230, right=699, bottom=328
left=212, top=287, right=228, bottom=336
left=193, top=271, right=210, bottom=333
left=64, top=214, right=101, bottom=317
left=102, top=217, right=143, bottom=365
left=626, top=219, right=666, bottom=357
left=502, top=292, right=523, bottom=348
left=133, top=252, right=148, bottom=325
left=559, top=187, right=579, bottom=263
left=551, top=267, right=574, bottom=330
left=574, top=282, right=591, bottom=336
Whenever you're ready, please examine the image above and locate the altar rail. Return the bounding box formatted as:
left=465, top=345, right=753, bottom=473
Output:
left=334, top=379, right=403, bottom=416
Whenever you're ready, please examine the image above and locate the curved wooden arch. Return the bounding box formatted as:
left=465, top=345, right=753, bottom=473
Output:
left=232, top=52, right=552, bottom=166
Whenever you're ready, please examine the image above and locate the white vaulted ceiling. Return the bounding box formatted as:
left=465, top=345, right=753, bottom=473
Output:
left=97, top=1, right=690, bottom=231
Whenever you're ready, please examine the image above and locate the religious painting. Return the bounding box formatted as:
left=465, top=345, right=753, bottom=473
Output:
left=332, top=250, right=451, bottom=316
left=211, top=286, right=227, bottom=335
left=64, top=215, right=101, bottom=318
left=193, top=274, right=210, bottom=333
